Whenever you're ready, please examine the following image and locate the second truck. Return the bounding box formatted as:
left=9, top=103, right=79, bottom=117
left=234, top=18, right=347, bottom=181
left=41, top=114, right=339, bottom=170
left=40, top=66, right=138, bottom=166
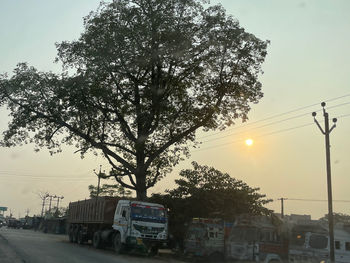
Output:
left=68, top=197, right=168, bottom=255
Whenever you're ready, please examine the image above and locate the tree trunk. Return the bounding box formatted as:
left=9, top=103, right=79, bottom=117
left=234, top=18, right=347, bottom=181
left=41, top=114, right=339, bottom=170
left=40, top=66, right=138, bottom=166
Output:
left=136, top=188, right=147, bottom=201
left=136, top=172, right=147, bottom=201
left=135, top=139, right=147, bottom=200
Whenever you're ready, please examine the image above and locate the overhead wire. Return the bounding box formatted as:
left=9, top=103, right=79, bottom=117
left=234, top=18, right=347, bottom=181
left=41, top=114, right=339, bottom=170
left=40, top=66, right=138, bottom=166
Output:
left=198, top=93, right=350, bottom=140
left=1, top=96, right=350, bottom=180
left=192, top=112, right=350, bottom=153
left=200, top=101, right=350, bottom=144
left=0, top=170, right=94, bottom=182
left=274, top=198, right=350, bottom=203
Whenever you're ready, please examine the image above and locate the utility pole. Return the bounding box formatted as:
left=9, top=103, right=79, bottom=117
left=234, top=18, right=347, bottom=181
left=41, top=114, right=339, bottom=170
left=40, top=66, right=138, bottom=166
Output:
left=312, top=102, right=337, bottom=263
left=94, top=165, right=106, bottom=198
left=48, top=195, right=56, bottom=213
left=278, top=198, right=288, bottom=218
left=40, top=193, right=49, bottom=217
left=55, top=196, right=64, bottom=213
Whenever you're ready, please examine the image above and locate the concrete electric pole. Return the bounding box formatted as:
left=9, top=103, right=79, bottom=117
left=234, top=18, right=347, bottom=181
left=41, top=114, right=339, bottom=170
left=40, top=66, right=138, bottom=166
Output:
left=278, top=198, right=288, bottom=218
left=312, top=102, right=337, bottom=263
left=55, top=196, right=64, bottom=213
left=93, top=165, right=106, bottom=197
left=40, top=193, right=49, bottom=217
left=48, top=195, right=56, bottom=213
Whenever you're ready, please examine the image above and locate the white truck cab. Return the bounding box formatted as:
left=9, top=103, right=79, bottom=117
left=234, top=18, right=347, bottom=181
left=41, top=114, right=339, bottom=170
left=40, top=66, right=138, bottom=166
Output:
left=112, top=200, right=168, bottom=254
left=68, top=197, right=167, bottom=256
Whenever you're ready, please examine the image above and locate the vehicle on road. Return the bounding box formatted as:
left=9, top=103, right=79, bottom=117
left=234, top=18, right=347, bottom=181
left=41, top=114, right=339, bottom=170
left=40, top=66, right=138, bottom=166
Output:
left=184, top=215, right=287, bottom=262
left=184, top=218, right=232, bottom=260
left=225, top=215, right=287, bottom=262
left=7, top=218, right=21, bottom=229
left=288, top=223, right=350, bottom=263
left=68, top=197, right=168, bottom=256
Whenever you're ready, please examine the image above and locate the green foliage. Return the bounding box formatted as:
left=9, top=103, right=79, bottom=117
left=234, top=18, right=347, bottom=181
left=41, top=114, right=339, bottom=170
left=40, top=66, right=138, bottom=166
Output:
left=88, top=183, right=132, bottom=198
left=45, top=207, right=67, bottom=219
left=319, top=213, right=350, bottom=224
left=0, top=0, right=269, bottom=199
left=149, top=162, right=272, bottom=240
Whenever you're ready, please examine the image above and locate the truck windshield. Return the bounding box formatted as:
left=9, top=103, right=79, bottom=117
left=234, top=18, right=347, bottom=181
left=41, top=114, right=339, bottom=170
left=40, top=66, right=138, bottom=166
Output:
left=131, top=205, right=166, bottom=223
left=230, top=227, right=258, bottom=242
left=309, top=234, right=328, bottom=249
left=185, top=224, right=207, bottom=240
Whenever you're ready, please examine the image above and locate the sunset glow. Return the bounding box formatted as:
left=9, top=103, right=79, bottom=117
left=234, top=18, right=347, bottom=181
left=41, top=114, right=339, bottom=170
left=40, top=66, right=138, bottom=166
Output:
left=245, top=139, right=253, bottom=146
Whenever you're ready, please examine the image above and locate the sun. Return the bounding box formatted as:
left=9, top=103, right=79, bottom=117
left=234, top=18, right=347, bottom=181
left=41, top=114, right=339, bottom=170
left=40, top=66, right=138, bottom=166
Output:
left=245, top=139, right=253, bottom=146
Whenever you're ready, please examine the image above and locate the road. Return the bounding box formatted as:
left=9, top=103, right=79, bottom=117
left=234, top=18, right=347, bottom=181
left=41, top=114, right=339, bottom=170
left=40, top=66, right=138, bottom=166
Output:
left=0, top=227, right=183, bottom=263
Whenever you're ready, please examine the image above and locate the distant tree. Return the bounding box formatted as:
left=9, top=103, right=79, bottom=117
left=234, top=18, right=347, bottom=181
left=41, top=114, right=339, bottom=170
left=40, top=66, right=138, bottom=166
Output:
left=0, top=0, right=269, bottom=200
left=149, top=162, right=272, bottom=244
left=45, top=207, right=67, bottom=218
left=88, top=183, right=132, bottom=198
left=319, top=213, right=350, bottom=224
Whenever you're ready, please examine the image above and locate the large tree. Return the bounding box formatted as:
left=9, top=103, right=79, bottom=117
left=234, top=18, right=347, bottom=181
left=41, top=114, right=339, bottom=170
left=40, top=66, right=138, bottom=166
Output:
left=0, top=0, right=268, bottom=199
left=150, top=162, right=272, bottom=246
left=88, top=182, right=132, bottom=198
left=319, top=213, right=350, bottom=225
left=166, top=161, right=271, bottom=218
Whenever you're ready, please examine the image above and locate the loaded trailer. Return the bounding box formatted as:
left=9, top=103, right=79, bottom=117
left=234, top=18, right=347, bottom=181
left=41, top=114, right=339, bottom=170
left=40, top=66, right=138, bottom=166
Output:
left=68, top=197, right=168, bottom=255
left=184, top=216, right=288, bottom=262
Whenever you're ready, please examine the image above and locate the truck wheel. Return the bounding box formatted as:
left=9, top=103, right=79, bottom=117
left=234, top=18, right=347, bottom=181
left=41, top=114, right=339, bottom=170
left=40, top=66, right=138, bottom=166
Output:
left=72, top=228, right=79, bottom=243
left=208, top=252, right=224, bottom=262
left=113, top=232, right=124, bottom=254
left=77, top=229, right=85, bottom=245
left=93, top=231, right=103, bottom=249
left=148, top=246, right=158, bottom=257
left=68, top=229, right=74, bottom=243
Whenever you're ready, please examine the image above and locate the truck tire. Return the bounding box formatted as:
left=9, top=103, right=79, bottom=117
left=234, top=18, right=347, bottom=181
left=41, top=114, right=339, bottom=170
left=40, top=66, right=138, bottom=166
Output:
left=113, top=232, right=124, bottom=254
left=72, top=227, right=79, bottom=243
left=208, top=252, right=224, bottom=262
left=93, top=231, right=103, bottom=249
left=68, top=229, right=74, bottom=243
left=77, top=229, right=85, bottom=245
left=148, top=246, right=158, bottom=257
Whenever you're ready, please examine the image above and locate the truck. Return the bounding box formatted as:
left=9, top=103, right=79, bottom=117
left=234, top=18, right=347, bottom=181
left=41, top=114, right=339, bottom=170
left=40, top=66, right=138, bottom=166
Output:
left=183, top=218, right=233, bottom=260
left=287, top=222, right=350, bottom=263
left=68, top=197, right=168, bottom=255
left=225, top=215, right=288, bottom=262
left=184, top=215, right=287, bottom=262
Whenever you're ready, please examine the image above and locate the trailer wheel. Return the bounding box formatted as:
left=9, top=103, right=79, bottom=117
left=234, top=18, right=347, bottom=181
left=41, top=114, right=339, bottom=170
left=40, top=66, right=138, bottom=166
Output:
left=77, top=229, right=85, bottom=245
left=93, top=231, right=103, bottom=249
left=72, top=227, right=79, bottom=243
left=148, top=246, right=158, bottom=257
left=113, top=232, right=124, bottom=254
left=208, top=252, right=224, bottom=262
left=68, top=228, right=74, bottom=243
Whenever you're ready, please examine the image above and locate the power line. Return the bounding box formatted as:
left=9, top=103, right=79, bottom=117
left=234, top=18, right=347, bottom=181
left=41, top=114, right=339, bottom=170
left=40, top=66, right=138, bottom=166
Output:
left=193, top=122, right=313, bottom=152
left=0, top=170, right=91, bottom=178
left=0, top=173, right=91, bottom=179
left=192, top=112, right=350, bottom=153
left=0, top=173, right=93, bottom=182
left=274, top=198, right=350, bottom=203
left=202, top=112, right=314, bottom=143
left=198, top=94, right=350, bottom=140
left=0, top=169, right=91, bottom=175
left=201, top=101, right=350, bottom=144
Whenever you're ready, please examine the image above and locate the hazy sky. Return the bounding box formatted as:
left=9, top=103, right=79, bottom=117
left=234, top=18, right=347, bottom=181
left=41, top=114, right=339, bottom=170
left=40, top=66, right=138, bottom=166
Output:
left=1, top=0, right=350, bottom=219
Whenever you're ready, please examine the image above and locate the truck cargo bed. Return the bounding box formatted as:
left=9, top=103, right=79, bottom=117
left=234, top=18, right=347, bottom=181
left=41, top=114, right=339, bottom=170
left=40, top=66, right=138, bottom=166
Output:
left=68, top=197, right=119, bottom=224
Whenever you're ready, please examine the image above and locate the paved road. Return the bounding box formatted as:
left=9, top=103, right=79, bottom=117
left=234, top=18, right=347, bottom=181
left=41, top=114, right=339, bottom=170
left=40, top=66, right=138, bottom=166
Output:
left=0, top=227, right=183, bottom=263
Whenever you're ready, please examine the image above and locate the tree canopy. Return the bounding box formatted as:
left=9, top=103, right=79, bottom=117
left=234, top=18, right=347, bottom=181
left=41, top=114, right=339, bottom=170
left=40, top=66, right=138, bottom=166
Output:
left=150, top=162, right=272, bottom=242
left=319, top=213, right=350, bottom=225
left=88, top=182, right=132, bottom=198
left=0, top=0, right=269, bottom=199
